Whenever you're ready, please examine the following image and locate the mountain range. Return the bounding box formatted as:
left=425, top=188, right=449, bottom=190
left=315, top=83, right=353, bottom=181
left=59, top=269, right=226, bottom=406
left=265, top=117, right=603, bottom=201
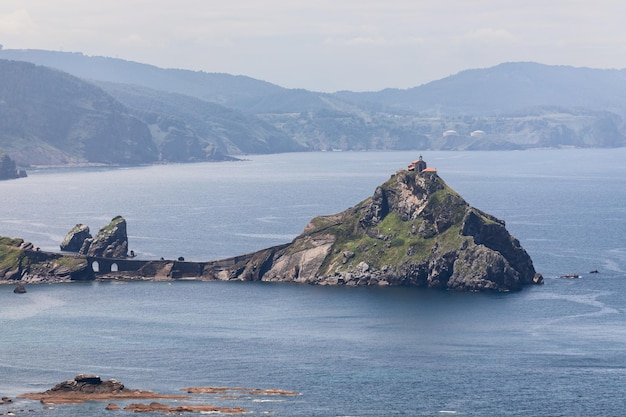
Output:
left=1, top=48, right=625, bottom=166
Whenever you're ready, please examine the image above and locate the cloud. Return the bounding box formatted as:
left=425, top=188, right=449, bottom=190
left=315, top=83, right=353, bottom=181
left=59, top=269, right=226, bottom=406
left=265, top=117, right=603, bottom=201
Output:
left=342, top=36, right=387, bottom=46
left=3, top=0, right=626, bottom=91
left=120, top=33, right=151, bottom=47
left=462, top=27, right=517, bottom=43
left=325, top=34, right=425, bottom=47
left=0, top=8, right=36, bottom=35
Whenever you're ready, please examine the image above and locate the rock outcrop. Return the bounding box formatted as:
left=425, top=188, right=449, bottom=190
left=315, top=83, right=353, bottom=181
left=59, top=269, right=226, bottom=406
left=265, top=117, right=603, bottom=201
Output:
left=79, top=216, right=128, bottom=258
left=120, top=402, right=248, bottom=414
left=18, top=374, right=186, bottom=404
left=60, top=224, right=92, bottom=252
left=213, top=169, right=542, bottom=291
left=0, top=237, right=94, bottom=283
left=0, top=153, right=27, bottom=180
left=16, top=375, right=282, bottom=413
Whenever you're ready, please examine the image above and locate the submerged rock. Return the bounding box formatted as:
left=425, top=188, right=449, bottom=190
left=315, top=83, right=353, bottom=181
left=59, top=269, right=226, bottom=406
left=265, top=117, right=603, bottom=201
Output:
left=13, top=283, right=26, bottom=293
left=123, top=402, right=248, bottom=414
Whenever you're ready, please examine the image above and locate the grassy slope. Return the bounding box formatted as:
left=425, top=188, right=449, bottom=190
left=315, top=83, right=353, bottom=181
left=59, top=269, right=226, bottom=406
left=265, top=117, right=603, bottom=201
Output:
left=297, top=171, right=477, bottom=276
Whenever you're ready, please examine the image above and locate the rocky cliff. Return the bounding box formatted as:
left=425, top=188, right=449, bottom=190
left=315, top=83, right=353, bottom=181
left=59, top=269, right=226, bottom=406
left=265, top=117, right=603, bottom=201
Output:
left=60, top=224, right=92, bottom=252
left=218, top=169, right=542, bottom=291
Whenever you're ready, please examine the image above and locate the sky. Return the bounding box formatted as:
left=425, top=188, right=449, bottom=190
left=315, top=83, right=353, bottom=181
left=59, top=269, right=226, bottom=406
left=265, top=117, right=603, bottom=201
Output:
left=1, top=1, right=626, bottom=92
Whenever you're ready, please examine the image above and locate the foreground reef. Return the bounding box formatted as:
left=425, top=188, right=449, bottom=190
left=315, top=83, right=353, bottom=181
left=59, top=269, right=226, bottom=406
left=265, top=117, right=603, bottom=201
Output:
left=0, top=167, right=542, bottom=292
left=14, top=374, right=297, bottom=414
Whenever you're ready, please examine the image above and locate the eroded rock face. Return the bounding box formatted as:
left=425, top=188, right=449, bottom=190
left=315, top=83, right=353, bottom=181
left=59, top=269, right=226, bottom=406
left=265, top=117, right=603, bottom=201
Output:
left=60, top=224, right=92, bottom=252
left=79, top=216, right=128, bottom=258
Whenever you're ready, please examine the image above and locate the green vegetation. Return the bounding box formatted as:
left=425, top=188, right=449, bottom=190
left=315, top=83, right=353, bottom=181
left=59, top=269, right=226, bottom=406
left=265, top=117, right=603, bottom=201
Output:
left=0, top=240, right=25, bottom=271
left=53, top=255, right=88, bottom=269
left=99, top=216, right=124, bottom=234
left=309, top=174, right=473, bottom=275
left=321, top=213, right=469, bottom=273
left=1, top=235, right=89, bottom=281
left=0, top=237, right=24, bottom=247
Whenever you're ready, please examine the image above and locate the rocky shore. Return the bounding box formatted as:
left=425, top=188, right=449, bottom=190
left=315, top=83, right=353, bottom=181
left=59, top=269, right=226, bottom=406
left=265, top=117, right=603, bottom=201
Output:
left=14, top=374, right=299, bottom=415
left=17, top=374, right=186, bottom=404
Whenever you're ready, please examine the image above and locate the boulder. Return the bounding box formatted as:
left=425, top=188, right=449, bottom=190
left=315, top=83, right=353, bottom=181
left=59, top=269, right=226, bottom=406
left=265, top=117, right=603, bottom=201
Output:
left=13, top=283, right=27, bottom=293
left=60, top=224, right=92, bottom=252
left=79, top=216, right=128, bottom=258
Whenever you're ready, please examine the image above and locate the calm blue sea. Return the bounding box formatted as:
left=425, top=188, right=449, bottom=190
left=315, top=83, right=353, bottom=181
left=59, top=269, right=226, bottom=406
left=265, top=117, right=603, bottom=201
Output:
left=1, top=149, right=626, bottom=416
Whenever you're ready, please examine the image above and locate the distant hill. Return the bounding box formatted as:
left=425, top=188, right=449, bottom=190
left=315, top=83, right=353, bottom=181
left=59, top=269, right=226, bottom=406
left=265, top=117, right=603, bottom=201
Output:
left=1, top=49, right=625, bottom=161
left=336, top=62, right=626, bottom=117
left=0, top=59, right=305, bottom=166
left=93, top=81, right=306, bottom=154
left=0, top=48, right=323, bottom=113
left=0, top=60, right=158, bottom=166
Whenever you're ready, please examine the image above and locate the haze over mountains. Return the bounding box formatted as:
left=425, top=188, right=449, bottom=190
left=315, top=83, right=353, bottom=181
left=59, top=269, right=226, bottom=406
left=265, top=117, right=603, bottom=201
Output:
left=1, top=48, right=625, bottom=166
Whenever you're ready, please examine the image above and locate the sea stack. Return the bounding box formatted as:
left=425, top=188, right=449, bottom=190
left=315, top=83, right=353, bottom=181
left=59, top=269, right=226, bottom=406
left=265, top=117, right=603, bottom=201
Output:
left=79, top=216, right=129, bottom=258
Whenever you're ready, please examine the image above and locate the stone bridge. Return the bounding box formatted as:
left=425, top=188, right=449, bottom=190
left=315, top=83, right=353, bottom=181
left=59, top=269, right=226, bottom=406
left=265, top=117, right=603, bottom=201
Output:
left=87, top=256, right=151, bottom=274
left=84, top=244, right=288, bottom=280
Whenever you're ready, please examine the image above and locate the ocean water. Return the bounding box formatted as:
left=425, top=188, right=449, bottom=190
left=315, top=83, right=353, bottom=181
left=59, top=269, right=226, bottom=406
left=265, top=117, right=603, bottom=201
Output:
left=1, top=149, right=626, bottom=416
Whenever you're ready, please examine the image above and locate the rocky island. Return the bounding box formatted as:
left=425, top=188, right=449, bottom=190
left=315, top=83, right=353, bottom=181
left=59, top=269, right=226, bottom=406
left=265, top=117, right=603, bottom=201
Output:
left=216, top=160, right=543, bottom=291
left=0, top=160, right=542, bottom=291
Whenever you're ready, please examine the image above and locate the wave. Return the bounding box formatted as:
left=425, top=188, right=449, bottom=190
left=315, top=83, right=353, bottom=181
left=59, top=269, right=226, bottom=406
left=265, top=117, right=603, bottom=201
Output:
left=0, top=293, right=65, bottom=321
left=234, top=233, right=296, bottom=240
left=601, top=248, right=626, bottom=272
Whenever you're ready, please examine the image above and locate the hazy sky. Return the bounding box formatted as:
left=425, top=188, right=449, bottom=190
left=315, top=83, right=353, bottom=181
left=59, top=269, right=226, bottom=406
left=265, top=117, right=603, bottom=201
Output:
left=1, top=1, right=625, bottom=92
